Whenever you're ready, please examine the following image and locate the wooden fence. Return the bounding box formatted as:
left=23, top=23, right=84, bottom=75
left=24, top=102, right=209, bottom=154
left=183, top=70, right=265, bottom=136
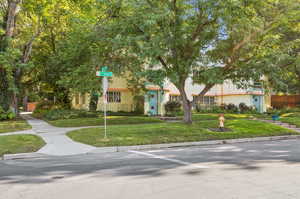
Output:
left=271, top=95, right=300, bottom=108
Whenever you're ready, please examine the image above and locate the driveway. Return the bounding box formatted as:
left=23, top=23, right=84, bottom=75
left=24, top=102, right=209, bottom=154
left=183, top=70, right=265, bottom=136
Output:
left=1, top=139, right=300, bottom=199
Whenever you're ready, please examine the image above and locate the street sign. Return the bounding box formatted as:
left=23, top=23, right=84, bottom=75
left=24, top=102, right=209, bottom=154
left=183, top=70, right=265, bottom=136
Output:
left=95, top=66, right=113, bottom=139
left=96, top=71, right=113, bottom=77
left=96, top=66, right=113, bottom=77
left=102, top=76, right=108, bottom=93
left=102, top=77, right=108, bottom=104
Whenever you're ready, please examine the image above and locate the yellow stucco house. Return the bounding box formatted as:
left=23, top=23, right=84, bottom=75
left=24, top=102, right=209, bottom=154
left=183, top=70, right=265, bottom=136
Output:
left=72, top=76, right=271, bottom=115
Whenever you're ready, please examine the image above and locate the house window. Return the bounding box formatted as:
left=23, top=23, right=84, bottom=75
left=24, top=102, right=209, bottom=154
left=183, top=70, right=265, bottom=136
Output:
left=193, top=96, right=216, bottom=105
left=107, top=92, right=121, bottom=103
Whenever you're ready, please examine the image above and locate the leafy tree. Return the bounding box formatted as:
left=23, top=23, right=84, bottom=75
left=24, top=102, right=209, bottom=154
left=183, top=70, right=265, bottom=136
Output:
left=262, top=9, right=300, bottom=94
left=0, top=0, right=49, bottom=114
left=100, top=0, right=299, bottom=123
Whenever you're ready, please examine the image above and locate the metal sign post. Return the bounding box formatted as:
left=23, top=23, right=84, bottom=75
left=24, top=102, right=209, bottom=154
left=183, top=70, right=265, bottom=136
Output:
left=96, top=66, right=113, bottom=139
left=102, top=76, right=108, bottom=138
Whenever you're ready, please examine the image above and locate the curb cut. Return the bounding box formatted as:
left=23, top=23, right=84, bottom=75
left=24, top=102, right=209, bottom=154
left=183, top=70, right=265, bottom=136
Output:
left=89, top=135, right=300, bottom=154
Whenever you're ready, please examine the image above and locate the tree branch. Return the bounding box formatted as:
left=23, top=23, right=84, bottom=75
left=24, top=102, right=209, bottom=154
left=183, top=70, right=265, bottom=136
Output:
left=192, top=83, right=214, bottom=106
left=5, top=0, right=20, bottom=37
left=22, top=17, right=42, bottom=63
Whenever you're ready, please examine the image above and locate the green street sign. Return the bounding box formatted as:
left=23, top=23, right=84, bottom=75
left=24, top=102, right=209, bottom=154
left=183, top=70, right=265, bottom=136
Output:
left=96, top=71, right=113, bottom=77
left=102, top=66, right=108, bottom=72
left=96, top=66, right=113, bottom=77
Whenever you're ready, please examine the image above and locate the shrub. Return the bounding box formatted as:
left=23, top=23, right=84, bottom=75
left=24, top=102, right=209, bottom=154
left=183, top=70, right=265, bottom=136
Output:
left=165, top=101, right=181, bottom=116
left=106, top=111, right=144, bottom=116
left=44, top=109, right=98, bottom=120
left=0, top=106, right=16, bottom=121
left=244, top=106, right=258, bottom=114
left=33, top=100, right=63, bottom=118
left=35, top=100, right=57, bottom=111
left=225, top=103, right=239, bottom=113
left=239, top=103, right=250, bottom=113
left=280, top=107, right=300, bottom=114
left=220, top=103, right=226, bottom=110
left=195, top=105, right=223, bottom=113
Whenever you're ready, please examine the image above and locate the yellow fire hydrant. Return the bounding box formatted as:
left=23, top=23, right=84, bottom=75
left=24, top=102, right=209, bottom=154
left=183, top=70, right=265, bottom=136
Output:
left=219, top=114, right=225, bottom=132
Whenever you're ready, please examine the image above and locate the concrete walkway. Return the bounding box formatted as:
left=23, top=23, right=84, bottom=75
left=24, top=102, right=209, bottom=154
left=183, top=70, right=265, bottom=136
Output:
left=258, top=119, right=300, bottom=133
left=2, top=114, right=97, bottom=156
left=3, top=115, right=300, bottom=158
left=0, top=129, right=35, bottom=136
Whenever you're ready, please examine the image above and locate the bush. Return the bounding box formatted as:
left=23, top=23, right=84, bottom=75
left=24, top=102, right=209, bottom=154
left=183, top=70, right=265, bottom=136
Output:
left=33, top=100, right=63, bottom=118
left=44, top=109, right=98, bottom=120
left=35, top=100, right=57, bottom=111
left=106, top=111, right=144, bottom=116
left=0, top=106, right=16, bottom=121
left=244, top=106, right=258, bottom=114
left=195, top=103, right=260, bottom=114
left=280, top=107, right=300, bottom=114
left=266, top=106, right=300, bottom=116
left=239, top=103, right=250, bottom=113
left=165, top=101, right=181, bottom=116
left=195, top=105, right=223, bottom=113
left=225, top=103, right=239, bottom=113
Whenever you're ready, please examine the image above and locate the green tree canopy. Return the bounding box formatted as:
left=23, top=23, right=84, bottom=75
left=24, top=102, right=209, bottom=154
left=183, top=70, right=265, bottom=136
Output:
left=99, top=0, right=300, bottom=123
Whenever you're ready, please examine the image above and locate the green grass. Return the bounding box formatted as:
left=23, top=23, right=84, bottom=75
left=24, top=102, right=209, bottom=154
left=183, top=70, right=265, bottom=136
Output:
left=191, top=113, right=262, bottom=121
left=0, top=119, right=31, bottom=134
left=0, top=135, right=45, bottom=157
left=47, top=113, right=266, bottom=127
left=277, top=112, right=300, bottom=127
left=47, top=116, right=163, bottom=127
left=67, top=119, right=297, bottom=147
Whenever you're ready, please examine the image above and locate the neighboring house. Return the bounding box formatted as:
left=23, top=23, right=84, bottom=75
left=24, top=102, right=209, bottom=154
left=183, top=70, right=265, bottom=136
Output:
left=165, top=78, right=271, bottom=113
left=72, top=76, right=271, bottom=114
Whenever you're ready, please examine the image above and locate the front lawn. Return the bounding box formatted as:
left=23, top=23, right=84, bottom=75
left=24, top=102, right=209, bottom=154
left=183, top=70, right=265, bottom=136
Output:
left=67, top=119, right=297, bottom=147
left=191, top=113, right=262, bottom=121
left=0, top=135, right=45, bottom=157
left=47, top=116, right=163, bottom=127
left=280, top=113, right=300, bottom=127
left=47, top=113, right=265, bottom=127
left=0, top=119, right=31, bottom=134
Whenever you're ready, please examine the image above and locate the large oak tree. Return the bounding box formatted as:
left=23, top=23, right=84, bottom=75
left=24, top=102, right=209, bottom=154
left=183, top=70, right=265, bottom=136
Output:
left=100, top=0, right=299, bottom=123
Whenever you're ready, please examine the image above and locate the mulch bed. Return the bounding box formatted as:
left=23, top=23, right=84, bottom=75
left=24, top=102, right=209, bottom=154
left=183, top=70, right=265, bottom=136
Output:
left=208, top=128, right=232, bottom=132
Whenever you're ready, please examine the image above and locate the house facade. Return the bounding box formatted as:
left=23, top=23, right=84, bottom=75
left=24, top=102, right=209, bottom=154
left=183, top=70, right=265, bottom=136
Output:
left=72, top=76, right=271, bottom=114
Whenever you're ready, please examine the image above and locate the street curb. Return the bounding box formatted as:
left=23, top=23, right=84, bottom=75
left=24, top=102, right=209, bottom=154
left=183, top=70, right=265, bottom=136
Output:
left=3, top=135, right=300, bottom=160
left=2, top=153, right=48, bottom=161
left=90, top=134, right=300, bottom=154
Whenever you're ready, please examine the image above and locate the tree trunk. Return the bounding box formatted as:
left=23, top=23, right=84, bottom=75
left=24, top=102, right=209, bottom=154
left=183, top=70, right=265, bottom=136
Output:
left=23, top=95, right=28, bottom=112
left=0, top=69, right=10, bottom=111
left=5, top=0, right=20, bottom=37
left=13, top=67, right=21, bottom=115
left=178, top=79, right=193, bottom=124
left=182, top=98, right=192, bottom=124
left=0, top=0, right=20, bottom=111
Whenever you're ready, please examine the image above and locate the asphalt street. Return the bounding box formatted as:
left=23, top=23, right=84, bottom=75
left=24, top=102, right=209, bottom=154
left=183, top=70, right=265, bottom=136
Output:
left=1, top=139, right=300, bottom=199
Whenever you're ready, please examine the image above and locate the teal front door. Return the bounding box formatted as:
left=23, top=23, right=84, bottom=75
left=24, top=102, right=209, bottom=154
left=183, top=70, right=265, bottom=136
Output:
left=252, top=95, right=263, bottom=113
left=148, top=91, right=158, bottom=115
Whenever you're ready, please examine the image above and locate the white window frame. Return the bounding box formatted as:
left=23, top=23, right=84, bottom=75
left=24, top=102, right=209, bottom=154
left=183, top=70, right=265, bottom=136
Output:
left=107, top=91, right=121, bottom=103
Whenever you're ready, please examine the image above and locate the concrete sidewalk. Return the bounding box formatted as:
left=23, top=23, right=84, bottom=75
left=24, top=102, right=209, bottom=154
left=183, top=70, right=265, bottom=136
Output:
left=3, top=114, right=300, bottom=158
left=2, top=114, right=96, bottom=156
